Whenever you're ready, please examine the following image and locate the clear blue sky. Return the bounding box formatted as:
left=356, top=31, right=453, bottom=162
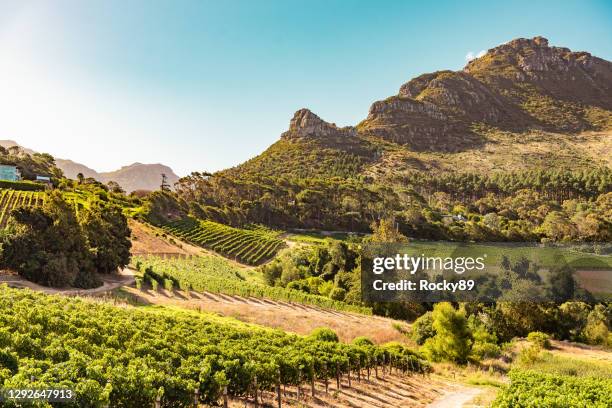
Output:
left=0, top=0, right=610, bottom=176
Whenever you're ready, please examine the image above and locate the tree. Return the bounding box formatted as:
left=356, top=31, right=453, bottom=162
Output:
left=107, top=181, right=125, bottom=194
left=0, top=192, right=98, bottom=288
left=79, top=201, right=132, bottom=274
left=369, top=218, right=408, bottom=243
left=421, top=303, right=472, bottom=363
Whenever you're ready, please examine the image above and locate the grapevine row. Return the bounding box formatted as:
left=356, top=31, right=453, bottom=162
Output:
left=0, top=286, right=428, bottom=407
left=160, top=218, right=284, bottom=265
left=0, top=189, right=45, bottom=228
left=134, top=255, right=373, bottom=315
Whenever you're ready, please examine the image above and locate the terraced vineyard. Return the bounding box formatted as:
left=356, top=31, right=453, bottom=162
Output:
left=0, top=189, right=46, bottom=228
left=161, top=218, right=284, bottom=265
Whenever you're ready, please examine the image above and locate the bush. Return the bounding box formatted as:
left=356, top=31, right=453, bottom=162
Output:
left=309, top=327, right=339, bottom=343
left=421, top=303, right=472, bottom=363
left=352, top=336, right=374, bottom=347
left=411, top=311, right=435, bottom=345
left=527, top=331, right=551, bottom=349
left=329, top=287, right=347, bottom=301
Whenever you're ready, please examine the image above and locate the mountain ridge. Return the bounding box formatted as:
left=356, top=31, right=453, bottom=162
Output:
left=0, top=140, right=179, bottom=192
left=225, top=36, right=611, bottom=179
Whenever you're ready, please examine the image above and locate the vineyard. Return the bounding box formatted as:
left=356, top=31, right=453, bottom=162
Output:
left=492, top=369, right=612, bottom=407
left=134, top=255, right=372, bottom=314
left=0, top=286, right=428, bottom=407
left=0, top=189, right=45, bottom=228
left=160, top=218, right=284, bottom=265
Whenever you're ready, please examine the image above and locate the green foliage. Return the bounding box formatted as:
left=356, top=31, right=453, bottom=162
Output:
left=160, top=217, right=283, bottom=265
left=0, top=286, right=428, bottom=407
left=352, top=337, right=374, bottom=347
left=0, top=189, right=45, bottom=228
left=135, top=256, right=372, bottom=314
left=411, top=311, right=435, bottom=345
left=0, top=146, right=62, bottom=180
left=527, top=331, right=551, bottom=349
left=329, top=287, right=347, bottom=301
left=308, top=328, right=339, bottom=343
left=0, top=192, right=99, bottom=288
left=0, top=180, right=46, bottom=191
left=492, top=370, right=612, bottom=407
left=421, top=303, right=473, bottom=363
left=0, top=190, right=131, bottom=288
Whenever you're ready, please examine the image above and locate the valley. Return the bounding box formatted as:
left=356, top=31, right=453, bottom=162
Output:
left=0, top=35, right=610, bottom=407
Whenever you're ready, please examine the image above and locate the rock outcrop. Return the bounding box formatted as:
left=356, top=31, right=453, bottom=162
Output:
left=359, top=36, right=612, bottom=150
left=281, top=109, right=357, bottom=140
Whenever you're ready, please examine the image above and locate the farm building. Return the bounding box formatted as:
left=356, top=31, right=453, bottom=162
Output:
left=0, top=164, right=21, bottom=181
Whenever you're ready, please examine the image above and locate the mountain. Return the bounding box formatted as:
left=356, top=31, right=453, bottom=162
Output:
left=0, top=140, right=179, bottom=192
left=226, top=37, right=612, bottom=179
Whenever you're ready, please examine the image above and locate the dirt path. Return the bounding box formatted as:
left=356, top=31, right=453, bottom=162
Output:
left=427, top=386, right=483, bottom=408
left=0, top=268, right=135, bottom=295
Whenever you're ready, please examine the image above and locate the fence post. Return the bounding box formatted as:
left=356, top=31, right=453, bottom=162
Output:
left=375, top=357, right=378, bottom=379
left=254, top=375, right=258, bottom=408
left=277, top=368, right=282, bottom=408
left=347, top=363, right=351, bottom=388
left=357, top=361, right=361, bottom=382
left=382, top=355, right=386, bottom=377
left=323, top=363, right=328, bottom=394
left=310, top=364, right=315, bottom=398
left=223, top=386, right=228, bottom=408
left=193, top=388, right=199, bottom=407
left=297, top=369, right=301, bottom=400
left=336, top=365, right=341, bottom=390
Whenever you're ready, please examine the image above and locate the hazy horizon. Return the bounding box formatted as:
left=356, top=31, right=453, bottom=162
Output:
left=1, top=0, right=611, bottom=176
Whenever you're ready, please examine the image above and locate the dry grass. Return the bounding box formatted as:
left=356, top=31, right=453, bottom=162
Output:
left=225, top=370, right=456, bottom=408
left=122, top=286, right=411, bottom=345
left=365, top=129, right=611, bottom=179
left=129, top=219, right=205, bottom=256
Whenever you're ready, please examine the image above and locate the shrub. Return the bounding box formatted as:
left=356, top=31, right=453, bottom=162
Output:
left=352, top=336, right=374, bottom=347
left=421, top=303, right=472, bottom=363
left=309, top=327, right=339, bottom=343
left=411, top=311, right=435, bottom=345
left=329, top=287, right=347, bottom=301
left=527, top=331, right=551, bottom=349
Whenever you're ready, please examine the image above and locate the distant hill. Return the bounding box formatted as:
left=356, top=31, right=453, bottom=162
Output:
left=224, top=37, right=611, bottom=180
left=0, top=140, right=179, bottom=192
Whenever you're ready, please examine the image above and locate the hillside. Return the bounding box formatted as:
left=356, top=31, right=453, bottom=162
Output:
left=226, top=37, right=611, bottom=179
left=0, top=140, right=179, bottom=192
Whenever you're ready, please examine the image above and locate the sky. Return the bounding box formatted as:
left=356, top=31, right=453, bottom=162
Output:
left=0, top=0, right=610, bottom=176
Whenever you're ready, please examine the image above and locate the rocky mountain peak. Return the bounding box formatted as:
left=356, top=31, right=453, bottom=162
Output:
left=282, top=108, right=356, bottom=139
